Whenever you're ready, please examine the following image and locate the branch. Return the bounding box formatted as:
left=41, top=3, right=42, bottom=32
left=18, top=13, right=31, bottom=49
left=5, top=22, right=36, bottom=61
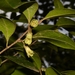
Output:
left=0, top=30, right=28, bottom=54
left=0, top=52, right=18, bottom=65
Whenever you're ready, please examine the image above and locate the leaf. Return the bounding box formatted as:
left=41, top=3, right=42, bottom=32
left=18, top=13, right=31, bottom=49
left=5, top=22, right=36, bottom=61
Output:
left=14, top=14, right=28, bottom=23
left=0, top=18, right=16, bottom=46
left=33, top=30, right=75, bottom=50
left=23, top=3, right=38, bottom=23
left=54, top=0, right=64, bottom=9
left=5, top=56, right=39, bottom=72
left=31, top=52, right=41, bottom=70
left=45, top=67, right=58, bottom=75
left=0, top=0, right=24, bottom=11
left=62, top=70, right=75, bottom=75
left=33, top=25, right=55, bottom=32
left=43, top=8, right=75, bottom=20
left=0, top=62, right=15, bottom=75
left=70, top=31, right=75, bottom=36
left=0, top=0, right=35, bottom=11
left=56, top=17, right=75, bottom=28
left=12, top=70, right=26, bottom=75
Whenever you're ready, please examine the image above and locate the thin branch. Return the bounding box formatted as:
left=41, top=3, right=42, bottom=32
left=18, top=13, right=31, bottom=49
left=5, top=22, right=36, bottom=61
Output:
left=39, top=69, right=42, bottom=75
left=0, top=30, right=28, bottom=54
left=0, top=52, right=18, bottom=65
left=38, top=18, right=44, bottom=24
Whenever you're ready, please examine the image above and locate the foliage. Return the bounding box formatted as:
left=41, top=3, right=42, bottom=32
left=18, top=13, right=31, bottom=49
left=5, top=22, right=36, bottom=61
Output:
left=0, top=0, right=75, bottom=75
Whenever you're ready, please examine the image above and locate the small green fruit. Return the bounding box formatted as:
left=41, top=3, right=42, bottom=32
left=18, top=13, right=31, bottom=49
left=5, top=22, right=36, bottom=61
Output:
left=24, top=32, right=32, bottom=45
left=24, top=38, right=32, bottom=45
left=26, top=32, right=32, bottom=39
left=30, top=19, right=38, bottom=27
left=24, top=46, right=34, bottom=57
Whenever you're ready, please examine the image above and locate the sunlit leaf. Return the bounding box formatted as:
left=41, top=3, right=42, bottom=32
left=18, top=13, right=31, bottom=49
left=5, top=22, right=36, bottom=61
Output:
left=43, top=8, right=75, bottom=20
left=33, top=30, right=75, bottom=50
left=45, top=67, right=57, bottom=75
left=56, top=17, right=75, bottom=28
left=5, top=56, right=39, bottom=72
left=31, top=52, right=41, bottom=70
left=23, top=3, right=38, bottom=22
left=54, top=0, right=64, bottom=9
left=0, top=18, right=16, bottom=46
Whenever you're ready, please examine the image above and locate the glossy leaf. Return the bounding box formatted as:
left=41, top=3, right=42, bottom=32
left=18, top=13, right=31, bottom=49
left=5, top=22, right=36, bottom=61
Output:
left=62, top=70, right=75, bottom=75
left=45, top=67, right=57, bottom=75
left=56, top=17, right=75, bottom=28
left=31, top=52, right=41, bottom=70
left=5, top=56, right=39, bottom=72
left=23, top=3, right=38, bottom=22
left=43, top=8, right=75, bottom=20
left=54, top=0, right=64, bottom=9
left=0, top=18, right=16, bottom=46
left=33, top=30, right=75, bottom=50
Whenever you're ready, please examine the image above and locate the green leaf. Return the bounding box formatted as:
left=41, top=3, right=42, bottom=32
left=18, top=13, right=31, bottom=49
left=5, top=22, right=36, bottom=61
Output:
left=5, top=56, right=39, bottom=72
left=0, top=0, right=35, bottom=11
left=45, top=67, right=58, bottom=75
left=43, top=8, right=75, bottom=20
left=0, top=62, right=15, bottom=75
left=33, top=30, right=75, bottom=50
left=23, top=3, right=38, bottom=23
left=33, top=25, right=55, bottom=32
left=14, top=14, right=28, bottom=23
left=54, top=0, right=64, bottom=9
left=12, top=70, right=26, bottom=75
left=0, top=18, right=16, bottom=46
left=62, top=70, right=75, bottom=75
left=0, top=0, right=24, bottom=11
left=31, top=52, right=41, bottom=70
left=56, top=17, right=75, bottom=28
left=70, top=31, right=75, bottom=36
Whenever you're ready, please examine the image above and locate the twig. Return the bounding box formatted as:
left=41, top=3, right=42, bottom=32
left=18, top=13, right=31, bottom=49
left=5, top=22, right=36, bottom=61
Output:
left=39, top=69, right=42, bottom=75
left=0, top=52, right=18, bottom=65
left=38, top=18, right=44, bottom=24
left=0, top=30, right=28, bottom=54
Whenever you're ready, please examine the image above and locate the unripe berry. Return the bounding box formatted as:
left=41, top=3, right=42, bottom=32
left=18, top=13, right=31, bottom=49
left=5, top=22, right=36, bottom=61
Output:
left=30, top=19, right=38, bottom=27
left=24, top=32, right=32, bottom=45
left=26, top=31, right=32, bottom=39
left=24, top=38, right=32, bottom=45
left=24, top=46, right=34, bottom=57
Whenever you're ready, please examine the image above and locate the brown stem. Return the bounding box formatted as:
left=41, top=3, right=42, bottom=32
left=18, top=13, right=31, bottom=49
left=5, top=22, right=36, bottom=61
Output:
left=39, top=69, right=42, bottom=75
left=38, top=18, right=44, bottom=24
left=0, top=30, right=28, bottom=54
